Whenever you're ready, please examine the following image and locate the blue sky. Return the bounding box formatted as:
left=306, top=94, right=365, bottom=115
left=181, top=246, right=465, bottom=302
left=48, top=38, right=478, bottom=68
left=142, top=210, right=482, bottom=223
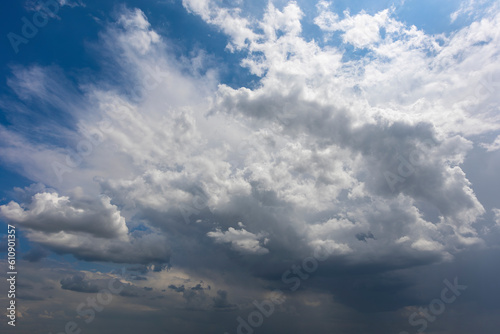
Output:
left=1, top=0, right=500, bottom=333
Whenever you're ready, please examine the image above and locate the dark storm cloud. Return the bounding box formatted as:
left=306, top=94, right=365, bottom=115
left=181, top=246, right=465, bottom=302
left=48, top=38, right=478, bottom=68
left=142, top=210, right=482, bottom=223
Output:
left=355, top=232, right=375, bottom=242
left=212, top=290, right=237, bottom=311
left=23, top=246, right=50, bottom=262
left=183, top=289, right=209, bottom=309
left=168, top=284, right=185, bottom=293
left=0, top=2, right=499, bottom=334
left=60, top=274, right=99, bottom=293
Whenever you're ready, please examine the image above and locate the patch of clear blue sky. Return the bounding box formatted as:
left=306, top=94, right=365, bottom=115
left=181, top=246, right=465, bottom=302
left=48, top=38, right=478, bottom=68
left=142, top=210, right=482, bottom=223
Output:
left=0, top=0, right=484, bottom=263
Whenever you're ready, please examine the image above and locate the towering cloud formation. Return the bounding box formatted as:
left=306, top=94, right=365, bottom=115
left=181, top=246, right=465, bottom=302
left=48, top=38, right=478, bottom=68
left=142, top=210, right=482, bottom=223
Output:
left=0, top=1, right=499, bottom=333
